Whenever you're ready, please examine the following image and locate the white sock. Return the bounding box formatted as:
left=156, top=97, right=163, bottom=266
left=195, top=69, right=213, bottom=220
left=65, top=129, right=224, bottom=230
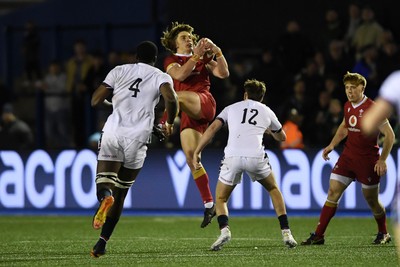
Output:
left=204, top=202, right=214, bottom=209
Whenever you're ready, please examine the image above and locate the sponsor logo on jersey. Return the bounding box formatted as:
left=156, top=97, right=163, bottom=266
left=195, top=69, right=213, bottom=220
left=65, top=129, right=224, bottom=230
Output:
left=349, top=115, right=357, bottom=127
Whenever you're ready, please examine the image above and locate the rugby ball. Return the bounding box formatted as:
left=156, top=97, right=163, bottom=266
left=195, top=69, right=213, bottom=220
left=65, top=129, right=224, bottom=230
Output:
left=202, top=50, right=214, bottom=64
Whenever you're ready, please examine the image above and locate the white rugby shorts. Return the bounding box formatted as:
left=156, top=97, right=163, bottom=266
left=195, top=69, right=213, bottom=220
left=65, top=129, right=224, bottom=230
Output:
left=97, top=131, right=148, bottom=169
left=218, top=155, right=272, bottom=186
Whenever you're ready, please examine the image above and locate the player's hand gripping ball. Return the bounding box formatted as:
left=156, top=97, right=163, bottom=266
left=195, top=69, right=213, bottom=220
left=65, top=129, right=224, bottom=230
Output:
left=201, top=38, right=215, bottom=64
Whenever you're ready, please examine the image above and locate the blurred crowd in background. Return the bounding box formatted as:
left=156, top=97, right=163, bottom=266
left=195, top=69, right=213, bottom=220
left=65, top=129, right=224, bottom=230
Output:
left=0, top=2, right=399, bottom=151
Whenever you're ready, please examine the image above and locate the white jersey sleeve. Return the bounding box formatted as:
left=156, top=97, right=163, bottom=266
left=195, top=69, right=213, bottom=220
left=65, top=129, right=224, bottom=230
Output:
left=217, top=99, right=282, bottom=158
left=102, top=63, right=173, bottom=142
left=379, top=70, right=400, bottom=120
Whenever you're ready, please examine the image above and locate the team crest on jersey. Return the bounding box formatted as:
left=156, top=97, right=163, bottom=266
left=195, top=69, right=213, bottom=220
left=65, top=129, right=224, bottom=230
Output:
left=359, top=109, right=364, bottom=117
left=349, top=115, right=357, bottom=127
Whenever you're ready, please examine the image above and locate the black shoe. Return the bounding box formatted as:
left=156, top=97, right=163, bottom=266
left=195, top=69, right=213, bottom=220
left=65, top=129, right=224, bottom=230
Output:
left=372, top=232, right=391, bottom=244
left=90, top=239, right=107, bottom=258
left=300, top=232, right=325, bottom=245
left=152, top=125, right=166, bottom=141
left=201, top=204, right=216, bottom=228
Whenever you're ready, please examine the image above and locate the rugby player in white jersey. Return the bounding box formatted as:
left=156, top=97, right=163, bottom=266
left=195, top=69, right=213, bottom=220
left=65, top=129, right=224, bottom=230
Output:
left=89, top=41, right=178, bottom=258
left=193, top=79, right=297, bottom=251
left=362, top=70, right=400, bottom=260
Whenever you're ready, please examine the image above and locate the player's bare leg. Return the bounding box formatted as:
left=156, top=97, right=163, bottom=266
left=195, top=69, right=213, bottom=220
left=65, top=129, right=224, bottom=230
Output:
left=258, top=173, right=297, bottom=248
left=176, top=91, right=202, bottom=119
left=302, top=179, right=347, bottom=245
left=91, top=166, right=139, bottom=258
left=363, top=186, right=391, bottom=244
left=211, top=181, right=233, bottom=251
left=181, top=129, right=215, bottom=227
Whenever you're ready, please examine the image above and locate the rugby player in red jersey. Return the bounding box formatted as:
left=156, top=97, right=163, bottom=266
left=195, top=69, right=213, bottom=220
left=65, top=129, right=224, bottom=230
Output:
left=160, top=22, right=229, bottom=228
left=301, top=72, right=395, bottom=245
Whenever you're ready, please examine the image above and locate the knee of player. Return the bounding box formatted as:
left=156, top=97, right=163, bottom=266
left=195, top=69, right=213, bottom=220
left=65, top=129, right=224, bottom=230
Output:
left=216, top=195, right=229, bottom=203
left=327, top=187, right=343, bottom=201
left=186, top=157, right=196, bottom=169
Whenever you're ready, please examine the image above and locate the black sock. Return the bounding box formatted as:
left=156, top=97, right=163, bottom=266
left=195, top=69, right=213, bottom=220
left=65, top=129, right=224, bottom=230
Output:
left=96, top=188, right=112, bottom=202
left=100, top=216, right=119, bottom=240
left=217, top=215, right=229, bottom=230
left=278, top=214, right=289, bottom=229
left=96, top=237, right=107, bottom=247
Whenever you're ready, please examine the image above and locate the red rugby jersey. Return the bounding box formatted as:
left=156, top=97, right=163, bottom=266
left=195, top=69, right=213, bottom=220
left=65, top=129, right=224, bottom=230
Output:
left=343, top=97, right=380, bottom=156
left=163, top=54, right=211, bottom=93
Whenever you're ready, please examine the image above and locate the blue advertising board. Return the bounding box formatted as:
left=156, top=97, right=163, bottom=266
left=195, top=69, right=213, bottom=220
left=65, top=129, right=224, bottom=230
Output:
left=0, top=148, right=398, bottom=213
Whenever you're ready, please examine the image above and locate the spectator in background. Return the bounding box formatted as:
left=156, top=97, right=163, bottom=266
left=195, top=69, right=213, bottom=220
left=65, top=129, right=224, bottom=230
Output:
left=313, top=51, right=326, bottom=77
left=307, top=90, right=332, bottom=147
left=344, top=2, right=361, bottom=53
left=0, top=103, right=33, bottom=150
left=326, top=98, right=343, bottom=138
left=107, top=50, right=121, bottom=71
left=249, top=47, right=285, bottom=110
left=351, top=5, right=384, bottom=60
left=22, top=20, right=42, bottom=83
left=352, top=44, right=379, bottom=98
left=323, top=75, right=346, bottom=105
left=40, top=61, right=70, bottom=149
left=65, top=39, right=93, bottom=148
left=319, top=8, right=345, bottom=50
left=276, top=20, right=314, bottom=77
left=0, top=79, right=12, bottom=112
left=296, top=59, right=324, bottom=105
left=377, top=41, right=400, bottom=84
left=85, top=51, right=109, bottom=132
left=280, top=108, right=304, bottom=149
left=325, top=40, right=354, bottom=82
left=279, top=79, right=312, bottom=126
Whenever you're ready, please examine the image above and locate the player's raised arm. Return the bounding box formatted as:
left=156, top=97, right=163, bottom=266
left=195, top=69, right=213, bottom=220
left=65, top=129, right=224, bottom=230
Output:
left=203, top=38, right=229, bottom=79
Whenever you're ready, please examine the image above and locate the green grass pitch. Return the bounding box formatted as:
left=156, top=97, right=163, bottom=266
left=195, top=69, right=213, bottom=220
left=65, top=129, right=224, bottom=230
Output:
left=0, top=215, right=398, bottom=266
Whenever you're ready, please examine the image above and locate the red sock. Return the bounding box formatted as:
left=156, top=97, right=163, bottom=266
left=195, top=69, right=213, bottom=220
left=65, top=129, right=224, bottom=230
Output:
left=315, top=201, right=337, bottom=236
left=374, top=213, right=387, bottom=233
left=192, top=167, right=213, bottom=204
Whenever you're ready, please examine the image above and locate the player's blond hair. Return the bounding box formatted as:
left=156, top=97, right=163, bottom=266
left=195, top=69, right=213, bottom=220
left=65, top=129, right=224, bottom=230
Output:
left=244, top=79, right=266, bottom=101
left=160, top=22, right=199, bottom=53
left=343, top=71, right=367, bottom=88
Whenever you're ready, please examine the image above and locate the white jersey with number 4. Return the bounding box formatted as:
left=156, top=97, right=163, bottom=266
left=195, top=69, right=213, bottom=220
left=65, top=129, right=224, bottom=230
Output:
left=102, top=63, right=173, bottom=142
left=217, top=99, right=282, bottom=158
